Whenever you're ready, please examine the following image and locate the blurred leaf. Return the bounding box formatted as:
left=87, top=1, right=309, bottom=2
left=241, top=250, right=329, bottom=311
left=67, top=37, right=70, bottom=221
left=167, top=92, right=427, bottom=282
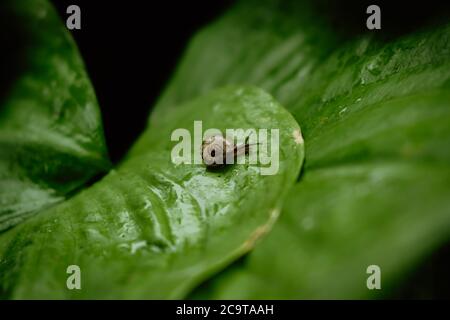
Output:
left=0, top=0, right=110, bottom=231
left=147, top=0, right=450, bottom=298
left=194, top=161, right=450, bottom=299
left=0, top=86, right=304, bottom=298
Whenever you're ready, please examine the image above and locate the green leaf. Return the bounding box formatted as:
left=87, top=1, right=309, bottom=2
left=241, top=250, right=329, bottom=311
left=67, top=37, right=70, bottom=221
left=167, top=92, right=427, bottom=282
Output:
left=0, top=0, right=110, bottom=231
left=0, top=86, right=304, bottom=299
left=147, top=0, right=450, bottom=298
left=193, top=162, right=450, bottom=299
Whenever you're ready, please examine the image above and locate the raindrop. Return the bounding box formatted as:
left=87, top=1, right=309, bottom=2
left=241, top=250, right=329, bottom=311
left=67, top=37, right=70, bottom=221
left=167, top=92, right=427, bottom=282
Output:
left=339, top=106, right=348, bottom=117
left=301, top=217, right=314, bottom=230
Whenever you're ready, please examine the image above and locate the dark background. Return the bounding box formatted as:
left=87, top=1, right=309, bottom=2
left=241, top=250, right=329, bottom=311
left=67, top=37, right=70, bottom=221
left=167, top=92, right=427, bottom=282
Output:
left=51, top=0, right=233, bottom=163
left=50, top=0, right=450, bottom=163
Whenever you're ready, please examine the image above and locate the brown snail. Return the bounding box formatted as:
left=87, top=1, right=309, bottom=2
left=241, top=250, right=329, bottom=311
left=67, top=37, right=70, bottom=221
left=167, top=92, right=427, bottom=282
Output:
left=201, top=135, right=252, bottom=168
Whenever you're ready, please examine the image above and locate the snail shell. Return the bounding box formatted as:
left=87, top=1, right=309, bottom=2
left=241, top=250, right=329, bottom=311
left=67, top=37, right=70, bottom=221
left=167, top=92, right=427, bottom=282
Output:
left=201, top=135, right=232, bottom=167
left=202, top=135, right=252, bottom=168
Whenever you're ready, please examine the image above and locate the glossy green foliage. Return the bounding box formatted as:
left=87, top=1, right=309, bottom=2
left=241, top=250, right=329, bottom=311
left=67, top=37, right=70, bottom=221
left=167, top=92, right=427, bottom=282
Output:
left=1, top=0, right=449, bottom=300
left=0, top=87, right=304, bottom=298
left=0, top=0, right=110, bottom=231
left=195, top=162, right=450, bottom=299
left=149, top=0, right=450, bottom=299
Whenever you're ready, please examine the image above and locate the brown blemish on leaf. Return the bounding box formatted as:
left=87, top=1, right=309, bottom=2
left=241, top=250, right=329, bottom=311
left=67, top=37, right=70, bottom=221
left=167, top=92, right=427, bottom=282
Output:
left=241, top=208, right=280, bottom=252
left=293, top=129, right=304, bottom=144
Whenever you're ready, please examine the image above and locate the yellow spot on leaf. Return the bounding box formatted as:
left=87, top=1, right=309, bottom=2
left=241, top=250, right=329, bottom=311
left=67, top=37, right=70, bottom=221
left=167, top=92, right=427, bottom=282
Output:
left=293, top=129, right=304, bottom=144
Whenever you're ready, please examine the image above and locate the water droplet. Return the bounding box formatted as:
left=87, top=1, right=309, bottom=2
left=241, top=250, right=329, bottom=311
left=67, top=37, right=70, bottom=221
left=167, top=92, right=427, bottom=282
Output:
left=144, top=199, right=152, bottom=210
left=118, top=243, right=129, bottom=250
left=301, top=217, right=314, bottom=230
left=367, top=60, right=382, bottom=76
left=131, top=241, right=147, bottom=254
left=150, top=245, right=162, bottom=253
